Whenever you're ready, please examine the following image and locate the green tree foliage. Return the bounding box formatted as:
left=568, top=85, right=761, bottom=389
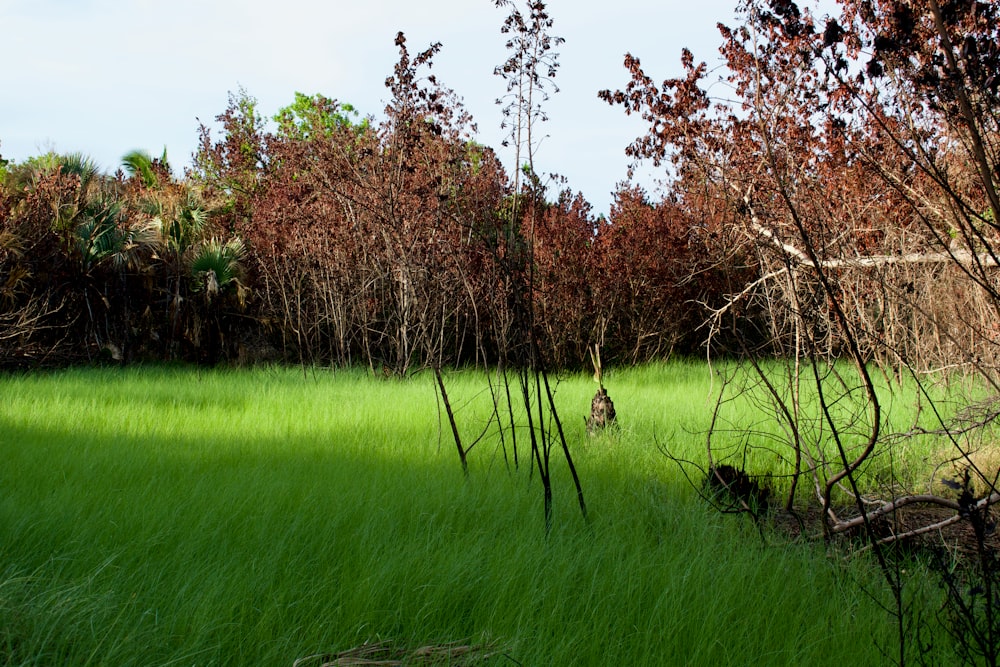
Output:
left=273, top=92, right=368, bottom=141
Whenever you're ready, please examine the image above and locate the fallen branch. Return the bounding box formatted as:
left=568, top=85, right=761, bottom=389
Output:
left=831, top=491, right=1000, bottom=539
left=753, top=220, right=1000, bottom=269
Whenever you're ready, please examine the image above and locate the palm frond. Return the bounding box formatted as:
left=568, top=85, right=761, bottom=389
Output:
left=0, top=229, right=24, bottom=257
left=121, top=149, right=158, bottom=188
left=77, top=198, right=160, bottom=272
left=77, top=201, right=123, bottom=270
left=189, top=237, right=247, bottom=302
left=58, top=152, right=102, bottom=193
left=161, top=206, right=208, bottom=255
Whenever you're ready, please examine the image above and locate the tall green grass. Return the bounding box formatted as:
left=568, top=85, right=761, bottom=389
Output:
left=0, top=363, right=941, bottom=665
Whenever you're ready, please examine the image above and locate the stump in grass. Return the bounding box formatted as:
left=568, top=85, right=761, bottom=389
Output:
left=704, top=464, right=770, bottom=514
left=586, top=344, right=617, bottom=435
left=587, top=387, right=617, bottom=435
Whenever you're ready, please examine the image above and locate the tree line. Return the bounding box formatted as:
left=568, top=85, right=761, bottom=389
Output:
left=2, top=0, right=996, bottom=379
left=0, top=34, right=729, bottom=372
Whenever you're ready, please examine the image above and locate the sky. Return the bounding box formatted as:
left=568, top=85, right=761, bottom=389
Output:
left=1, top=0, right=747, bottom=216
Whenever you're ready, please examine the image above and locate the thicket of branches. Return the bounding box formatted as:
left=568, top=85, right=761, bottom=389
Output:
left=602, top=0, right=1000, bottom=661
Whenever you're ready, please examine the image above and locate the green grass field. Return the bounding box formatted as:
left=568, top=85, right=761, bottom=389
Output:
left=0, top=362, right=944, bottom=665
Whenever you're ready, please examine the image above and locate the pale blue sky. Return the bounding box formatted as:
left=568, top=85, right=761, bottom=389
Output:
left=2, top=0, right=757, bottom=214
